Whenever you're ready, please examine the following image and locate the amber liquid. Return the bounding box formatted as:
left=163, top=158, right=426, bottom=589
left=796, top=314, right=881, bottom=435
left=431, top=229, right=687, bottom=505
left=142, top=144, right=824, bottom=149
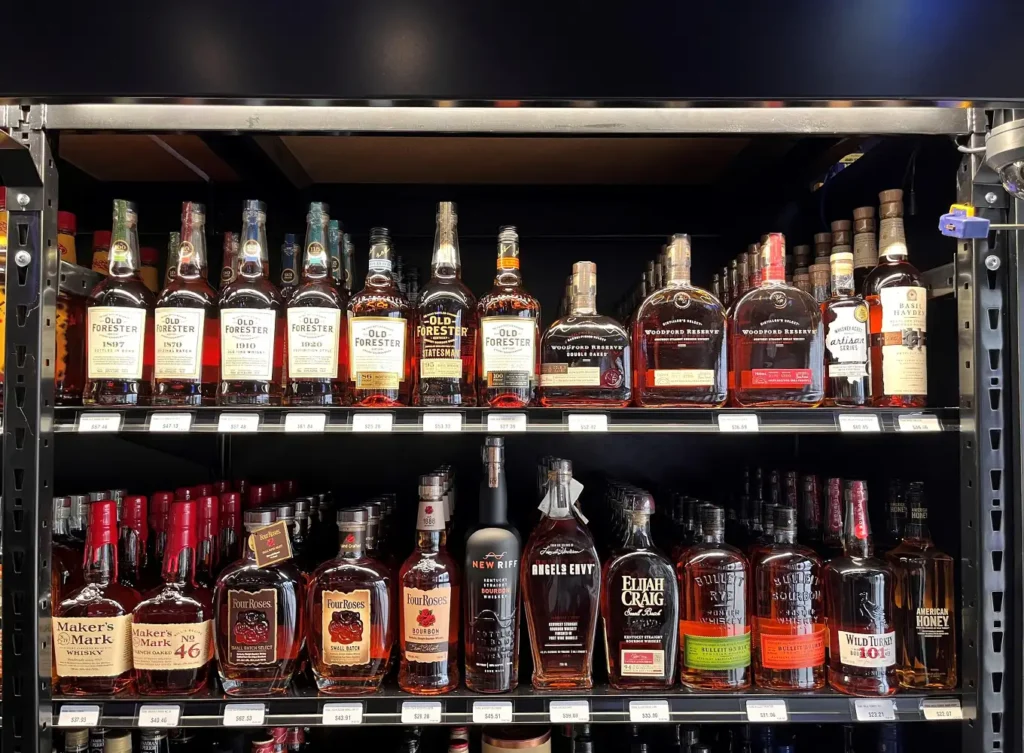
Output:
left=56, top=293, right=87, bottom=405
left=83, top=276, right=156, bottom=406
left=153, top=294, right=220, bottom=406
left=476, top=279, right=540, bottom=408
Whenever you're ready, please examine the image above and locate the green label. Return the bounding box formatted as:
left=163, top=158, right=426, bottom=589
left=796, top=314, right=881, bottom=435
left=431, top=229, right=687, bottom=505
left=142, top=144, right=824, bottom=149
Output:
left=683, top=631, right=751, bottom=670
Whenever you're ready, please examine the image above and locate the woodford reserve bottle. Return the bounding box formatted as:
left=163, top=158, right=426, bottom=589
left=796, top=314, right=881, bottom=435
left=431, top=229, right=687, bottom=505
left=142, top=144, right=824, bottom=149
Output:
left=153, top=202, right=220, bottom=405
left=823, top=249, right=871, bottom=405
left=464, top=437, right=521, bottom=693
left=415, top=202, right=478, bottom=406
left=218, top=200, right=286, bottom=405
left=83, top=199, right=155, bottom=406
left=521, top=459, right=601, bottom=689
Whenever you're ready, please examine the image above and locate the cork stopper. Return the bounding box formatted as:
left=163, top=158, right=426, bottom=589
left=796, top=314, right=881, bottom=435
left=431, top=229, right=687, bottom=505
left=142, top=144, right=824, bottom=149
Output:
left=878, top=189, right=904, bottom=219
left=626, top=491, right=655, bottom=515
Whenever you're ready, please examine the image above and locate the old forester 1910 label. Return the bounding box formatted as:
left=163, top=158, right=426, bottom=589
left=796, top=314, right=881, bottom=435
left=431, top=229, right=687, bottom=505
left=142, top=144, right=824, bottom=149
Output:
left=220, top=308, right=277, bottom=381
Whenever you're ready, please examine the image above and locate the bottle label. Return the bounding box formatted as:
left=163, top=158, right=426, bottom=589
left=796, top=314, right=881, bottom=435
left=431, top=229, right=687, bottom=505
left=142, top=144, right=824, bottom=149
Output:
left=621, top=650, right=666, bottom=677
left=481, top=316, right=536, bottom=388
left=349, top=315, right=406, bottom=390
left=87, top=306, right=147, bottom=380
left=154, top=307, right=205, bottom=380
left=879, top=218, right=907, bottom=257
left=529, top=545, right=599, bottom=658
left=742, top=369, right=814, bottom=389
left=402, top=586, right=453, bottom=664
left=759, top=627, right=827, bottom=670
left=251, top=521, right=294, bottom=567
left=287, top=307, right=341, bottom=379
left=541, top=336, right=628, bottom=389
left=53, top=614, right=133, bottom=677
left=418, top=311, right=469, bottom=380
left=92, top=250, right=110, bottom=276
left=681, top=629, right=751, bottom=670
left=540, top=365, right=601, bottom=387
left=837, top=629, right=896, bottom=667
left=226, top=588, right=278, bottom=665
left=853, top=232, right=878, bottom=270
left=322, top=589, right=372, bottom=666
left=825, top=304, right=869, bottom=382
left=131, top=620, right=213, bottom=670
left=466, top=542, right=520, bottom=678
left=652, top=369, right=715, bottom=387
left=607, top=573, right=673, bottom=677
left=220, top=308, right=277, bottom=381
left=915, top=607, right=952, bottom=639
left=879, top=286, right=927, bottom=395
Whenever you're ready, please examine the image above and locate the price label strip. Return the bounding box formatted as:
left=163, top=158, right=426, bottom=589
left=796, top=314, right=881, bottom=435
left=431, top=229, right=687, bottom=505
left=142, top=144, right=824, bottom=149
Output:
left=217, top=413, right=261, bottom=433
left=898, top=414, right=941, bottom=432
left=549, top=700, right=590, bottom=724
left=745, top=699, right=788, bottom=723
left=401, top=702, right=442, bottom=724
left=486, top=413, right=528, bottom=432
left=148, top=413, right=193, bottom=432
left=629, top=700, right=670, bottom=723
left=57, top=705, right=101, bottom=727
left=921, top=698, right=963, bottom=721
left=284, top=412, right=327, bottom=433
left=838, top=414, right=881, bottom=433
left=717, top=414, right=759, bottom=432
left=853, top=699, right=896, bottom=722
left=223, top=703, right=266, bottom=727
left=352, top=412, right=394, bottom=433
left=473, top=701, right=514, bottom=724
left=78, top=414, right=122, bottom=433
left=322, top=702, right=364, bottom=725
left=423, top=413, right=463, bottom=432
left=567, top=414, right=608, bottom=432
left=138, top=704, right=181, bottom=728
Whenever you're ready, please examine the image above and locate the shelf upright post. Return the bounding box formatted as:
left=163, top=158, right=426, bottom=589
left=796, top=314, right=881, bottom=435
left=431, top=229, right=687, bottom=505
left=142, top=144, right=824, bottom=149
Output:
left=1, top=104, right=58, bottom=753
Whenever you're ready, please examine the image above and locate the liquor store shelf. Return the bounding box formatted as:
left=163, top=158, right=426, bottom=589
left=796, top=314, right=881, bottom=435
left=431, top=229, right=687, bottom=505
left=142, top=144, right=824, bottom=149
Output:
left=51, top=688, right=972, bottom=727
left=53, top=407, right=960, bottom=435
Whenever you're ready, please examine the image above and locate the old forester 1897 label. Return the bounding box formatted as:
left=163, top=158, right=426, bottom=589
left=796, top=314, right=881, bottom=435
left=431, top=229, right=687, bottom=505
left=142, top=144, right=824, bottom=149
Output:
left=87, top=306, right=147, bottom=380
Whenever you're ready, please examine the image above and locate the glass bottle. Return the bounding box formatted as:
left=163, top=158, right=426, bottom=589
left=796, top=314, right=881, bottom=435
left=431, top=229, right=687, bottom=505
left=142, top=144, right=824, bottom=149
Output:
left=398, top=476, right=461, bottom=694
left=342, top=232, right=355, bottom=293
left=539, top=262, right=631, bottom=407
left=676, top=505, right=751, bottom=690
left=218, top=200, right=286, bottom=405
left=634, top=233, right=728, bottom=407
left=195, top=495, right=219, bottom=588
left=279, top=233, right=300, bottom=301
left=286, top=202, right=349, bottom=405
left=118, top=495, right=148, bottom=591
left=476, top=226, right=541, bottom=408
left=730, top=233, right=824, bottom=407
left=164, top=232, right=180, bottom=286
left=219, top=232, right=239, bottom=290
left=521, top=459, right=601, bottom=689
left=823, top=250, right=872, bottom=406
left=852, top=206, right=878, bottom=295
left=131, top=500, right=214, bottom=695
left=823, top=481, right=898, bottom=696
left=83, top=199, right=155, bottom=405
left=822, top=478, right=845, bottom=558
left=219, top=492, right=243, bottom=566
left=347, top=227, right=413, bottom=406
left=884, top=480, right=908, bottom=549
left=153, top=202, right=220, bottom=405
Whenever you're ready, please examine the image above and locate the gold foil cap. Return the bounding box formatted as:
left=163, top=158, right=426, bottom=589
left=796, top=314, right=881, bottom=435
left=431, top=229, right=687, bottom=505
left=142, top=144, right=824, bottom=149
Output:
left=105, top=733, right=133, bottom=753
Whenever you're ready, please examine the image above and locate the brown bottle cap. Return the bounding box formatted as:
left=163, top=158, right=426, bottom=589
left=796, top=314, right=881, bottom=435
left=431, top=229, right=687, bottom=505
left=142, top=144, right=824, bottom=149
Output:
left=830, top=220, right=852, bottom=232
left=878, top=188, right=903, bottom=204
left=853, top=206, right=875, bottom=221
left=813, top=232, right=832, bottom=246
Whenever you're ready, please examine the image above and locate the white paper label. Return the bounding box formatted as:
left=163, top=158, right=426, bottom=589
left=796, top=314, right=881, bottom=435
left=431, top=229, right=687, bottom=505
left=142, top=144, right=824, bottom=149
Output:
left=473, top=701, right=514, bottom=724
left=854, top=699, right=896, bottom=722
left=423, top=413, right=462, bottom=432
left=745, top=699, right=788, bottom=722
left=217, top=413, right=260, bottom=433
left=837, top=629, right=896, bottom=667
left=349, top=315, right=407, bottom=386
left=718, top=414, right=759, bottom=432
left=540, top=366, right=601, bottom=387
left=322, top=703, right=363, bottom=725
left=921, top=698, right=963, bottom=721
left=401, top=702, right=442, bottom=724
left=898, top=415, right=941, bottom=432
left=487, top=413, right=528, bottom=432
left=138, top=704, right=181, bottom=728
left=352, top=413, right=393, bottom=432
left=825, top=305, right=869, bottom=382
left=549, top=701, right=590, bottom=724
left=78, top=414, right=122, bottom=433
left=57, top=705, right=101, bottom=727
left=629, top=700, right=670, bottom=723
left=879, top=286, right=927, bottom=396
left=481, top=317, right=536, bottom=377
left=87, top=306, right=147, bottom=380
left=853, top=232, right=878, bottom=270
left=149, top=413, right=193, bottom=432
left=285, top=412, right=326, bottom=433
left=287, top=307, right=341, bottom=378
left=220, top=308, right=277, bottom=381
left=154, top=307, right=205, bottom=380
left=568, top=414, right=608, bottom=432
left=838, top=414, right=881, bottom=432
left=223, top=703, right=266, bottom=726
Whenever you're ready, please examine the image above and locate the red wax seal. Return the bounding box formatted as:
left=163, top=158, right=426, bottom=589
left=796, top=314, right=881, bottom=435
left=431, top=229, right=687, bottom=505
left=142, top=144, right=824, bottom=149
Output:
left=164, top=500, right=198, bottom=564
left=175, top=486, right=193, bottom=501
left=87, top=500, right=118, bottom=551
left=213, top=480, right=231, bottom=495
left=194, top=484, right=214, bottom=497
left=247, top=484, right=268, bottom=509
left=220, top=492, right=242, bottom=514
left=198, top=496, right=219, bottom=529
left=121, top=495, right=149, bottom=541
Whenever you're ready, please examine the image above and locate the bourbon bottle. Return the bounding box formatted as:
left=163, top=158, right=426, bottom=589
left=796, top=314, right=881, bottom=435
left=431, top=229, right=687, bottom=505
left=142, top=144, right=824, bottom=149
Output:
left=823, top=250, right=871, bottom=406
left=118, top=495, right=148, bottom=590
left=219, top=492, right=243, bottom=565
left=279, top=233, right=300, bottom=301
left=852, top=206, right=878, bottom=294
left=195, top=496, right=220, bottom=588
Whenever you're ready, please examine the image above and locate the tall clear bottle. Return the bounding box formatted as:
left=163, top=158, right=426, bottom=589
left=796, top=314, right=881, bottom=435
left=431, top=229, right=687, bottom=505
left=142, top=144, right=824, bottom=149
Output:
left=823, top=250, right=871, bottom=405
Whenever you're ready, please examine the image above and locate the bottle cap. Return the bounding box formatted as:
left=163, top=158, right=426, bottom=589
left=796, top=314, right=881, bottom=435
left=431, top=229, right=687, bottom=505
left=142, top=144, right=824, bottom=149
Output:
left=198, top=496, right=219, bottom=529
left=193, top=484, right=213, bottom=497
left=813, top=232, right=832, bottom=247
left=165, top=500, right=198, bottom=563
left=92, top=230, right=112, bottom=250
left=248, top=484, right=269, bottom=509
left=244, top=508, right=276, bottom=529
left=553, top=458, right=573, bottom=478
left=53, top=496, right=71, bottom=520
left=89, top=491, right=109, bottom=502
left=175, top=487, right=193, bottom=501
left=150, top=491, right=173, bottom=526
left=760, top=233, right=786, bottom=282
left=284, top=480, right=298, bottom=498
left=181, top=200, right=206, bottom=218
left=482, top=435, right=505, bottom=464
left=572, top=261, right=597, bottom=298
left=244, top=199, right=267, bottom=213
left=878, top=188, right=903, bottom=204
left=293, top=497, right=311, bottom=517
left=437, top=200, right=458, bottom=218
left=774, top=505, right=797, bottom=532
left=701, top=504, right=725, bottom=534
left=121, top=495, right=148, bottom=536
left=364, top=502, right=381, bottom=522
left=58, top=211, right=77, bottom=234
left=220, top=492, right=242, bottom=515
left=235, top=478, right=249, bottom=495
left=104, top=732, right=133, bottom=753
left=275, top=502, right=295, bottom=522
left=64, top=730, right=89, bottom=748
left=370, top=226, right=391, bottom=242
left=213, top=480, right=231, bottom=495
left=626, top=491, right=655, bottom=515
left=87, top=500, right=118, bottom=550
left=419, top=473, right=445, bottom=500
left=337, top=507, right=368, bottom=529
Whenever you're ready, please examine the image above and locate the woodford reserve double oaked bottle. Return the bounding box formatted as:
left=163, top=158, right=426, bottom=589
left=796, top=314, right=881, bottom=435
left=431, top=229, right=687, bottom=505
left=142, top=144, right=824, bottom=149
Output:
left=218, top=200, right=286, bottom=405
left=153, top=202, right=220, bottom=405
left=415, top=202, right=478, bottom=406
left=823, top=249, right=871, bottom=406
left=633, top=233, right=728, bottom=407
left=476, top=227, right=541, bottom=408
left=84, top=200, right=155, bottom=405
left=213, top=507, right=305, bottom=695
left=522, top=459, right=601, bottom=689
left=600, top=491, right=679, bottom=689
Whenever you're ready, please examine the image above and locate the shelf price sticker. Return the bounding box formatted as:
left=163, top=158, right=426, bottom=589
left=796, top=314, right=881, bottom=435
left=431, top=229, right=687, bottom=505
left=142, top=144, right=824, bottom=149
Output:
left=473, top=701, right=514, bottom=724
left=322, top=703, right=363, bottom=725
left=423, top=412, right=463, bottom=432
left=838, top=414, right=881, bottom=433
left=57, top=705, right=101, bottom=727
left=853, top=699, right=896, bottom=722
left=138, top=704, right=181, bottom=728
left=223, top=703, right=266, bottom=727
left=567, top=414, right=608, bottom=432
left=898, top=414, right=941, bottom=432
left=148, top=413, right=193, bottom=432
left=217, top=413, right=260, bottom=433
left=549, top=700, right=590, bottom=724
left=629, top=700, right=670, bottom=723
left=487, top=413, right=528, bottom=432
left=352, top=412, right=394, bottom=432
left=78, top=413, right=122, bottom=433
left=921, top=698, right=963, bottom=721
left=745, top=699, right=788, bottom=723
left=401, top=702, right=442, bottom=724
left=717, top=414, right=759, bottom=432
left=284, top=412, right=327, bottom=433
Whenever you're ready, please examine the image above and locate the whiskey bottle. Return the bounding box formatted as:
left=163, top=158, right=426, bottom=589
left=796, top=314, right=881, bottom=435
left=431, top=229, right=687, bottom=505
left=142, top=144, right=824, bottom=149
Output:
left=539, top=262, right=631, bottom=407
left=347, top=227, right=413, bottom=406
left=195, top=495, right=219, bottom=588
left=399, top=476, right=461, bottom=694
left=131, top=500, right=214, bottom=695
left=307, top=507, right=393, bottom=694
left=600, top=491, right=679, bottom=689
left=219, top=492, right=243, bottom=565
left=464, top=437, right=522, bottom=693
left=676, top=505, right=750, bottom=690
left=118, top=495, right=148, bottom=590
left=286, top=202, right=349, bottom=405
left=634, top=233, right=728, bottom=407
left=279, top=233, right=300, bottom=301
left=822, top=478, right=845, bottom=557
left=84, top=199, right=155, bottom=406
left=521, top=459, right=601, bottom=689
left=342, top=232, right=355, bottom=293
left=864, top=189, right=927, bottom=407
left=823, top=250, right=871, bottom=405
left=477, top=226, right=541, bottom=408
left=852, top=206, right=877, bottom=294
left=218, top=200, right=286, bottom=405
left=799, top=474, right=823, bottom=548
left=885, top=483, right=956, bottom=689
left=164, top=232, right=179, bottom=286
left=753, top=506, right=826, bottom=690
left=415, top=202, right=478, bottom=406
left=219, top=232, right=239, bottom=290
left=823, top=481, right=897, bottom=696
left=153, top=202, right=220, bottom=405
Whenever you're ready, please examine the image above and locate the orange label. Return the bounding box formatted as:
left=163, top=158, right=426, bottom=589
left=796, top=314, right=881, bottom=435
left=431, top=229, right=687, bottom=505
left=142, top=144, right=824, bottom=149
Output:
left=759, top=625, right=826, bottom=670
left=497, top=257, right=520, bottom=270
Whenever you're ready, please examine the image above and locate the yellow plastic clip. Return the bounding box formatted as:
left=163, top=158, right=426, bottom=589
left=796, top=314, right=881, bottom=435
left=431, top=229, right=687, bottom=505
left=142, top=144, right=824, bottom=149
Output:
left=949, top=203, right=975, bottom=217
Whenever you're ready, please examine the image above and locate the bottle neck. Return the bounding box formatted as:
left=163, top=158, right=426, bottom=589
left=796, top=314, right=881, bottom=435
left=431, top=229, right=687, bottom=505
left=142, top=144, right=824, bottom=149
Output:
left=432, top=210, right=461, bottom=279
left=162, top=545, right=198, bottom=586
left=238, top=212, right=270, bottom=280
left=302, top=212, right=331, bottom=282
left=417, top=529, right=444, bottom=553
left=338, top=527, right=366, bottom=559
left=773, top=526, right=796, bottom=545
left=176, top=213, right=207, bottom=281
left=494, top=237, right=523, bottom=288
left=109, top=215, right=141, bottom=279
left=367, top=239, right=397, bottom=287
left=624, top=513, right=653, bottom=549
left=83, top=542, right=117, bottom=584
left=878, top=214, right=908, bottom=261
left=118, top=527, right=144, bottom=578
left=904, top=516, right=932, bottom=545
left=480, top=459, right=509, bottom=525
left=843, top=490, right=873, bottom=557
left=547, top=475, right=574, bottom=519
left=701, top=526, right=724, bottom=545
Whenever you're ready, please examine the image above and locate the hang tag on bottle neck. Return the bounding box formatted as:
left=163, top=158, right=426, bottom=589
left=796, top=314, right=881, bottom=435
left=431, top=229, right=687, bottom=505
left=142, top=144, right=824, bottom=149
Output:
left=538, top=477, right=586, bottom=522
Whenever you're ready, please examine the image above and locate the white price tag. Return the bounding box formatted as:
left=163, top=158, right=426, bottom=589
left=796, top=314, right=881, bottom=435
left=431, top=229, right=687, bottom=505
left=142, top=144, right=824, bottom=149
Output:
left=898, top=414, right=941, bottom=432
left=223, top=703, right=266, bottom=726
left=401, top=702, right=442, bottom=724
left=148, top=413, right=193, bottom=432
left=568, top=414, right=608, bottom=432
left=217, top=413, right=260, bottom=433
left=138, top=704, right=181, bottom=728
left=57, top=705, right=100, bottom=727
left=423, top=413, right=463, bottom=432
left=322, top=703, right=363, bottom=725
left=745, top=699, right=789, bottom=722
left=352, top=412, right=394, bottom=432
left=78, top=414, right=122, bottom=433
left=921, top=698, right=963, bottom=721
left=838, top=414, right=881, bottom=433
left=549, top=700, right=590, bottom=723
left=473, top=701, right=514, bottom=724
left=629, top=700, right=670, bottom=723
left=487, top=413, right=528, bottom=432
left=717, top=414, right=759, bottom=432
left=285, top=412, right=327, bottom=433
left=853, top=699, right=896, bottom=722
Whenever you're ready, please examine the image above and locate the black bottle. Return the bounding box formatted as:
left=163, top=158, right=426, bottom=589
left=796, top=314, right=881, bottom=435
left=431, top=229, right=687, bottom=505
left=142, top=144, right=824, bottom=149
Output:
left=464, top=436, right=522, bottom=692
